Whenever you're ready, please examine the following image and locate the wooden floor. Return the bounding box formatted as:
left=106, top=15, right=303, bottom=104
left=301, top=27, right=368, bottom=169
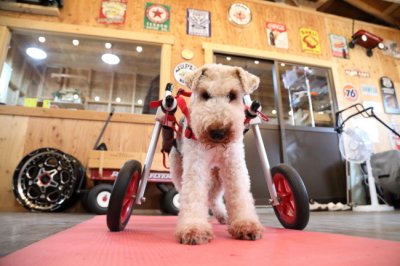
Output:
left=1, top=208, right=399, bottom=257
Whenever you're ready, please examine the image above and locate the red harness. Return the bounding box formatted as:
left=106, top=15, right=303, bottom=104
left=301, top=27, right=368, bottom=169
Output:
left=150, top=89, right=195, bottom=140
left=150, top=89, right=269, bottom=169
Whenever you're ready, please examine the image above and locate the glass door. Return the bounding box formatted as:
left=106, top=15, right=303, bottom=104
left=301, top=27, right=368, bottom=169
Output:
left=214, top=54, right=346, bottom=204
left=277, top=62, right=346, bottom=203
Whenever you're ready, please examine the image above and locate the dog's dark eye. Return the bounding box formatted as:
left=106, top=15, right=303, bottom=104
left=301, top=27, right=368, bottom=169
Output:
left=201, top=91, right=211, bottom=101
left=227, top=91, right=237, bottom=102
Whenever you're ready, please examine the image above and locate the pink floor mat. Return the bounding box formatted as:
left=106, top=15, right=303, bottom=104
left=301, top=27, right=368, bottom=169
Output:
left=1, top=215, right=399, bottom=266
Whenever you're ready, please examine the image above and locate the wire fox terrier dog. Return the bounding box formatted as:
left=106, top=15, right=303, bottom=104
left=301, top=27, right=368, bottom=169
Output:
left=169, top=64, right=264, bottom=245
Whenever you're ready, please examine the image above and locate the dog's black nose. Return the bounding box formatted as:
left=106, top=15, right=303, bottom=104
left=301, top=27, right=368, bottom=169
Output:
left=209, top=129, right=226, bottom=141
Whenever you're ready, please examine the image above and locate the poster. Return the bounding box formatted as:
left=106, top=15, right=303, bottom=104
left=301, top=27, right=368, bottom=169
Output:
left=380, top=76, right=400, bottom=114
left=329, top=34, right=349, bottom=59
left=187, top=9, right=211, bottom=37
left=98, top=0, right=127, bottom=25
left=299, top=27, right=321, bottom=54
left=266, top=22, right=288, bottom=49
left=144, top=2, right=170, bottom=32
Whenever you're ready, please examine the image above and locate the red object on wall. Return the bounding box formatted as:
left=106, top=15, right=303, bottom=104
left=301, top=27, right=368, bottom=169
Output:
left=348, top=30, right=385, bottom=57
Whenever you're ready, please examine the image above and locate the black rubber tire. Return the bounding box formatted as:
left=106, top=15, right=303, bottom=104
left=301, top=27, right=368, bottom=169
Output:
left=80, top=191, right=90, bottom=212
left=348, top=41, right=355, bottom=49
left=271, top=164, right=310, bottom=230
left=12, top=147, right=84, bottom=212
left=366, top=49, right=373, bottom=57
left=87, top=184, right=113, bottom=215
left=161, top=188, right=179, bottom=215
left=107, top=160, right=142, bottom=232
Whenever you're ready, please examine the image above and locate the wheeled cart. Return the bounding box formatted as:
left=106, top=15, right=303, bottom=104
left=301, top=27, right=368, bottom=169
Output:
left=107, top=83, right=310, bottom=232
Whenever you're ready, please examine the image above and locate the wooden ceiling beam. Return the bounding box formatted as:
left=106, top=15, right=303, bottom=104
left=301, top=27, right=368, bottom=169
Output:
left=383, top=3, right=399, bottom=14
left=343, top=0, right=399, bottom=27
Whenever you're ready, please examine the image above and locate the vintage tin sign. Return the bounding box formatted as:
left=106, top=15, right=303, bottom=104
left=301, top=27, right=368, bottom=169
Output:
left=98, top=0, right=127, bottom=25
left=144, top=2, right=170, bottom=32
left=187, top=9, right=211, bottom=37
left=343, top=84, right=359, bottom=102
left=266, top=22, right=288, bottom=49
left=381, top=76, right=400, bottom=114
left=299, top=27, right=321, bottom=54
left=174, top=62, right=197, bottom=86
left=228, top=3, right=252, bottom=26
left=329, top=34, right=349, bottom=59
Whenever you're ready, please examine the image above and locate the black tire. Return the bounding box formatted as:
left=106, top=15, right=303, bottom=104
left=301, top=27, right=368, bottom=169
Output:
left=366, top=49, right=373, bottom=57
left=12, top=148, right=84, bottom=212
left=161, top=188, right=179, bottom=215
left=80, top=191, right=90, bottom=212
left=107, top=160, right=142, bottom=232
left=271, top=164, right=310, bottom=230
left=348, top=41, right=355, bottom=49
left=87, top=184, right=113, bottom=215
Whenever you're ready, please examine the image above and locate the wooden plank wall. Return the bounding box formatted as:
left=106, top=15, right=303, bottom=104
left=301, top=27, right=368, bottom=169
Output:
left=0, top=0, right=399, bottom=210
left=0, top=114, right=160, bottom=211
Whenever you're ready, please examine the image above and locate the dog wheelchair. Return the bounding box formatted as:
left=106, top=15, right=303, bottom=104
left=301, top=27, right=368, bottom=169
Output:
left=106, top=83, right=310, bottom=232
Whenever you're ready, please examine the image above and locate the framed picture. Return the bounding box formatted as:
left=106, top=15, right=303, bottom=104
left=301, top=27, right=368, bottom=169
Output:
left=381, top=76, right=400, bottom=114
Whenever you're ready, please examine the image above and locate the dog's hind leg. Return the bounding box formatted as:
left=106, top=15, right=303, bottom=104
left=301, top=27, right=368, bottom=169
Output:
left=208, top=167, right=227, bottom=224
left=169, top=147, right=183, bottom=192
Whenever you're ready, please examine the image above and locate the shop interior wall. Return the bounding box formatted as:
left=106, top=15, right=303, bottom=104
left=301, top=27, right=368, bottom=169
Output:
left=0, top=0, right=399, bottom=211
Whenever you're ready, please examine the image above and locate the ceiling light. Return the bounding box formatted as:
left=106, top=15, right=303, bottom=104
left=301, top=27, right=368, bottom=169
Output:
left=38, top=36, right=46, bottom=43
left=72, top=39, right=80, bottom=46
left=254, top=60, right=259, bottom=64
left=271, top=109, right=277, bottom=115
left=26, top=47, right=47, bottom=60
left=105, top=42, right=112, bottom=49
left=226, top=56, right=231, bottom=61
left=115, top=97, right=121, bottom=103
left=136, top=46, right=143, bottom=53
left=101, top=53, right=120, bottom=65
left=94, top=96, right=100, bottom=101
left=280, top=63, right=285, bottom=67
left=137, top=99, right=143, bottom=105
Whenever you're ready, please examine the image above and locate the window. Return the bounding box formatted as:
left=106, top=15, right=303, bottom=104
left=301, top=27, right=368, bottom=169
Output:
left=3, top=30, right=161, bottom=114
left=279, top=63, right=334, bottom=127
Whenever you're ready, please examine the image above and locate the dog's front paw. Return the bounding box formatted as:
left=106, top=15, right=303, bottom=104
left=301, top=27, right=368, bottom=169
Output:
left=176, top=223, right=214, bottom=245
left=228, top=219, right=264, bottom=241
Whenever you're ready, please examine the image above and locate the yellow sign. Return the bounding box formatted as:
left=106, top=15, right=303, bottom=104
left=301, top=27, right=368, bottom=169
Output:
left=42, top=100, right=51, bottom=108
left=23, top=98, right=37, bottom=107
left=299, top=27, right=321, bottom=54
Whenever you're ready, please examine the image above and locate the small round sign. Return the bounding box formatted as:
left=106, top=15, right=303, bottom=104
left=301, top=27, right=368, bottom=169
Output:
left=228, top=3, right=252, bottom=26
left=174, top=62, right=197, bottom=86
left=343, top=84, right=359, bottom=101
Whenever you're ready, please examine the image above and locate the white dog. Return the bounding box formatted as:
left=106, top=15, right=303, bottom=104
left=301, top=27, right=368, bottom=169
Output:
left=169, top=64, right=264, bottom=245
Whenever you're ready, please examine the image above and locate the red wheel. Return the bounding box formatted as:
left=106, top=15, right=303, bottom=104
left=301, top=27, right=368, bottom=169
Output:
left=271, top=164, right=309, bottom=230
left=107, top=160, right=141, bottom=232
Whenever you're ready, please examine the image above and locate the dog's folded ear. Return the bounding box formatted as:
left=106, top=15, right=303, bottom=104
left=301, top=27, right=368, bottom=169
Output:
left=235, top=67, right=260, bottom=94
left=184, top=67, right=203, bottom=90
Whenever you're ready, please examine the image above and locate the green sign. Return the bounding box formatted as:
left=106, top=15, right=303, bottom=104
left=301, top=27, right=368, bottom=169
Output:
left=144, top=2, right=170, bottom=32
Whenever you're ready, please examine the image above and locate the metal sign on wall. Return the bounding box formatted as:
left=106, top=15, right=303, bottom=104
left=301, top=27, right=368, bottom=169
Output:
left=381, top=76, right=400, bottom=114
left=266, top=22, right=288, bottom=49
left=187, top=9, right=211, bottom=37
left=98, top=0, right=127, bottom=25
left=299, top=27, right=321, bottom=54
left=144, top=2, right=170, bottom=32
